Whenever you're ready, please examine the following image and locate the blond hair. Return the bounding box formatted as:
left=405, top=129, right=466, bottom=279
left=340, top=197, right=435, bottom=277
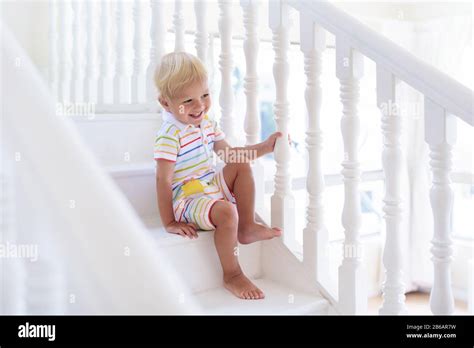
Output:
left=154, top=52, right=208, bottom=100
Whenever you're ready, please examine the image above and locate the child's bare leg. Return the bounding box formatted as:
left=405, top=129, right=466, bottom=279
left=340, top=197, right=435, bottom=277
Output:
left=223, top=162, right=282, bottom=244
left=210, top=200, right=264, bottom=300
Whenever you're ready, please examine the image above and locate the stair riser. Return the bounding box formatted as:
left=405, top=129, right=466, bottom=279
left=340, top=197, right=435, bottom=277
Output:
left=113, top=170, right=158, bottom=219
left=73, top=114, right=160, bottom=166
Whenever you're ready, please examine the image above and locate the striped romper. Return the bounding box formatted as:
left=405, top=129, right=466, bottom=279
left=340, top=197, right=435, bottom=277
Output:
left=154, top=110, right=236, bottom=230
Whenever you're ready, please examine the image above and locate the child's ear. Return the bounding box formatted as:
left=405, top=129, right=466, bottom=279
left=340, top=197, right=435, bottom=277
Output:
left=158, top=96, right=171, bottom=111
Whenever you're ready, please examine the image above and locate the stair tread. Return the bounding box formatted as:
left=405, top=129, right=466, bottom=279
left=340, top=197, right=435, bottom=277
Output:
left=150, top=225, right=216, bottom=247
left=193, top=278, right=329, bottom=315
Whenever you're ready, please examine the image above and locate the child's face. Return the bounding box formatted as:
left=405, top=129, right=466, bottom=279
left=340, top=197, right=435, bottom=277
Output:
left=159, top=80, right=211, bottom=127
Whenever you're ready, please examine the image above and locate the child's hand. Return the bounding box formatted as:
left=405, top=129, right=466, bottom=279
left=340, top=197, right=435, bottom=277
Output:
left=261, top=132, right=282, bottom=155
left=261, top=132, right=291, bottom=155
left=165, top=221, right=199, bottom=239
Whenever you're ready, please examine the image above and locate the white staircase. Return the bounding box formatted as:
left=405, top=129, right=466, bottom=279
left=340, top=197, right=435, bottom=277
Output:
left=73, top=111, right=331, bottom=313
left=150, top=227, right=329, bottom=314
left=2, top=0, right=472, bottom=315
left=100, top=121, right=331, bottom=314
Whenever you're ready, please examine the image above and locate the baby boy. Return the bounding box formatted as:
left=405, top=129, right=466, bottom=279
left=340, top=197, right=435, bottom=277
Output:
left=154, top=52, right=282, bottom=300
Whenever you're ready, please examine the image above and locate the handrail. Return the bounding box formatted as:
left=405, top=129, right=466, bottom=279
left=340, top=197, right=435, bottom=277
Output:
left=287, top=0, right=473, bottom=126
left=1, top=23, right=199, bottom=314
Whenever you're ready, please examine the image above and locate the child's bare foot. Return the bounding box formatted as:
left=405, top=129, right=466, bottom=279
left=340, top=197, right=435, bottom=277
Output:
left=238, top=222, right=282, bottom=244
left=224, top=272, right=265, bottom=300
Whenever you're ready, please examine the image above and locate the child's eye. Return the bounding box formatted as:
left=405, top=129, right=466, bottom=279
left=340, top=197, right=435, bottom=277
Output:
left=202, top=94, right=209, bottom=98
left=183, top=99, right=192, bottom=104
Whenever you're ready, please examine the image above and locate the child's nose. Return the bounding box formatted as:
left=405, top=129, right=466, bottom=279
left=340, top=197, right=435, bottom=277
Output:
left=193, top=99, right=204, bottom=110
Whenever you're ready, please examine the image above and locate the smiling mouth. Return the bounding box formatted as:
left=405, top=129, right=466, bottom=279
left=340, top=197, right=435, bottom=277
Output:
left=189, top=111, right=203, bottom=119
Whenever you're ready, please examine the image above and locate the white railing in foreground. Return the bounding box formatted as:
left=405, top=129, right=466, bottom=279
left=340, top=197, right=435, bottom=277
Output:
left=284, top=0, right=473, bottom=314
left=48, top=0, right=473, bottom=315
left=1, top=23, right=198, bottom=314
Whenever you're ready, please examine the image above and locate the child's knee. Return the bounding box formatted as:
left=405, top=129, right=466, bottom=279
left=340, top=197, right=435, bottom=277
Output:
left=228, top=161, right=252, bottom=174
left=211, top=201, right=237, bottom=227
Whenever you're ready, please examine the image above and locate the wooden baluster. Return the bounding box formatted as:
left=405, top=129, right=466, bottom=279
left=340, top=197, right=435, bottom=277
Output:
left=269, top=0, right=295, bottom=248
left=425, top=97, right=456, bottom=314
left=241, top=0, right=264, bottom=209
left=114, top=0, right=131, bottom=104
left=132, top=0, right=146, bottom=104
left=49, top=0, right=58, bottom=100
left=84, top=1, right=98, bottom=104
left=336, top=38, right=367, bottom=314
left=70, top=1, right=83, bottom=103
left=173, top=0, right=185, bottom=52
left=300, top=15, right=328, bottom=281
left=241, top=0, right=260, bottom=146
left=57, top=1, right=72, bottom=103
left=98, top=1, right=112, bottom=105
left=194, top=0, right=208, bottom=64
left=207, top=33, right=217, bottom=120
left=218, top=0, right=235, bottom=143
left=146, top=0, right=166, bottom=106
left=377, top=66, right=407, bottom=314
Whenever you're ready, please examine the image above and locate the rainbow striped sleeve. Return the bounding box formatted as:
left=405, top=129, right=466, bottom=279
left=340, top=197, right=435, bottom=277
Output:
left=154, top=124, right=180, bottom=162
left=213, top=119, right=225, bottom=142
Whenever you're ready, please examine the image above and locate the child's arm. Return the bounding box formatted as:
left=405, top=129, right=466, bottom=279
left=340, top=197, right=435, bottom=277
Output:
left=155, top=159, right=198, bottom=238
left=213, top=132, right=283, bottom=163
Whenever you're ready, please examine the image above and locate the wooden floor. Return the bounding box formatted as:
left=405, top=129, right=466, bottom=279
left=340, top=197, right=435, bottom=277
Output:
left=368, top=292, right=470, bottom=315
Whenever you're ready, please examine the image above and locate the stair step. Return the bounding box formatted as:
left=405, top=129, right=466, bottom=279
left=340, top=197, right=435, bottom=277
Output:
left=72, top=113, right=160, bottom=166
left=109, top=162, right=157, bottom=218
left=193, top=278, right=329, bottom=314
left=149, top=226, right=262, bottom=294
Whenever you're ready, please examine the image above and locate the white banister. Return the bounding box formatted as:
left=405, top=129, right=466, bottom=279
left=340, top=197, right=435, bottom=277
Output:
left=84, top=1, right=98, bottom=103
left=132, top=0, right=146, bottom=104
left=70, top=1, right=83, bottom=102
left=424, top=97, right=456, bottom=315
left=194, top=1, right=208, bottom=64
left=114, top=0, right=131, bottom=104
left=269, top=0, right=295, bottom=249
left=146, top=0, right=166, bottom=105
left=376, top=66, right=407, bottom=314
left=241, top=0, right=264, bottom=210
left=218, top=0, right=236, bottom=143
left=48, top=0, right=58, bottom=100
left=98, top=0, right=112, bottom=105
left=241, top=0, right=260, bottom=146
left=284, top=0, right=472, bottom=316
left=173, top=0, right=185, bottom=52
left=300, top=14, right=328, bottom=282
left=287, top=0, right=473, bottom=126
left=336, top=38, right=367, bottom=314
